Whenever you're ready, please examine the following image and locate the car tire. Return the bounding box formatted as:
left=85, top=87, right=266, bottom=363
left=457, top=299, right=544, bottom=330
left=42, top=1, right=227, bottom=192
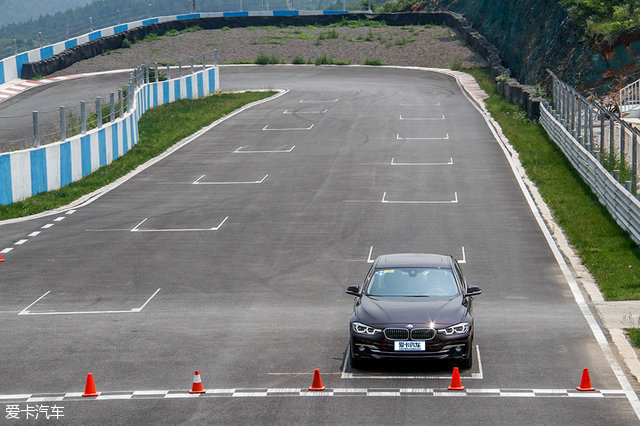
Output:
left=459, top=342, right=473, bottom=370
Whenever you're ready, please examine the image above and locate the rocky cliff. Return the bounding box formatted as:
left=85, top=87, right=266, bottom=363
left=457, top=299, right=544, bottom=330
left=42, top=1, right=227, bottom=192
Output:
left=421, top=0, right=629, bottom=97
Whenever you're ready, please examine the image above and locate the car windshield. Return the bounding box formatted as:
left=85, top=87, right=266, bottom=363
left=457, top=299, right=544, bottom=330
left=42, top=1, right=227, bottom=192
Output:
left=366, top=267, right=459, bottom=297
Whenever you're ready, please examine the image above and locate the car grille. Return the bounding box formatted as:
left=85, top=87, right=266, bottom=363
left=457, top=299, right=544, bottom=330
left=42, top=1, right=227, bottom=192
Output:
left=411, top=328, right=436, bottom=340
left=383, top=328, right=436, bottom=340
left=383, top=328, right=409, bottom=340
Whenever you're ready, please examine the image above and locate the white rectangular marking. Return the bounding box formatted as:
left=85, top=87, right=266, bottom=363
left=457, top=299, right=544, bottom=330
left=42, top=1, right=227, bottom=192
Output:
left=397, top=133, right=449, bottom=141
left=96, top=394, right=132, bottom=400
left=133, top=390, right=169, bottom=396
left=500, top=391, right=536, bottom=397
left=15, top=239, right=28, bottom=245
left=193, top=174, right=269, bottom=185
left=391, top=157, right=453, bottom=166
left=567, top=392, right=604, bottom=398
left=399, top=114, right=445, bottom=120
left=381, top=192, right=458, bottom=204
left=41, top=224, right=54, bottom=229
left=28, top=231, right=41, bottom=237
left=234, top=145, right=295, bottom=154
left=66, top=209, right=76, bottom=215
left=234, top=392, right=268, bottom=397
left=53, top=217, right=65, bottom=222
left=27, top=396, right=65, bottom=402
left=263, top=123, right=314, bottom=131
left=64, top=392, right=83, bottom=398
left=1, top=248, right=13, bottom=254
left=0, top=394, right=30, bottom=400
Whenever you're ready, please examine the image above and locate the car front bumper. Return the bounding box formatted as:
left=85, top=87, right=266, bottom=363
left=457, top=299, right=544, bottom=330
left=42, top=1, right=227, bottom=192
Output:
left=350, top=331, right=472, bottom=361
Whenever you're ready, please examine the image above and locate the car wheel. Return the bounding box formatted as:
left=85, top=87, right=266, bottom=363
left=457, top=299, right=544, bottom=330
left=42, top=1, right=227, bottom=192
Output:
left=459, top=342, right=473, bottom=370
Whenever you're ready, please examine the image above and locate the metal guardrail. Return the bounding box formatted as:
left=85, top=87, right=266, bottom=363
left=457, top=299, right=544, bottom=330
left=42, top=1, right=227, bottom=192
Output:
left=542, top=71, right=640, bottom=244
left=548, top=69, right=639, bottom=191
left=620, top=78, right=640, bottom=114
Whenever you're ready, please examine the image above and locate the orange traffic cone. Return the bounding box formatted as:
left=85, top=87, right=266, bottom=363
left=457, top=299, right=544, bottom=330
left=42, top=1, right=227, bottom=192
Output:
left=0, top=252, right=5, bottom=262
left=190, top=370, right=206, bottom=394
left=82, top=373, right=99, bottom=397
left=447, top=367, right=465, bottom=390
left=576, top=368, right=596, bottom=391
left=308, top=369, right=325, bottom=391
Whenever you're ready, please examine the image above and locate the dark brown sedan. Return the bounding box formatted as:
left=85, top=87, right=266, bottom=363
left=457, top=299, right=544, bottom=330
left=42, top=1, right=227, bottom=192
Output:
left=346, top=253, right=481, bottom=369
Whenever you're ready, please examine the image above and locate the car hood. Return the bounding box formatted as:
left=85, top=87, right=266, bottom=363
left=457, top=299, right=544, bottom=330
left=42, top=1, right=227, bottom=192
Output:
left=355, top=295, right=467, bottom=328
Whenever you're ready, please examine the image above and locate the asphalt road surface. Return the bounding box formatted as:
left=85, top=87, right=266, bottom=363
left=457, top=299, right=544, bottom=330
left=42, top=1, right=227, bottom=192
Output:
left=0, top=66, right=638, bottom=424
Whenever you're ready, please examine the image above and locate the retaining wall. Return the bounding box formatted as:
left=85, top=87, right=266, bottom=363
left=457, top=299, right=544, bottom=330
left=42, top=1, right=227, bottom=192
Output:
left=0, top=66, right=219, bottom=205
left=0, top=10, right=364, bottom=84
left=540, top=102, right=640, bottom=244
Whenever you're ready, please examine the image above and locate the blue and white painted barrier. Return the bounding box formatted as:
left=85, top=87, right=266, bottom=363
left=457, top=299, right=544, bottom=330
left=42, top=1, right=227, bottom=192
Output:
left=0, top=10, right=361, bottom=84
left=0, top=66, right=219, bottom=205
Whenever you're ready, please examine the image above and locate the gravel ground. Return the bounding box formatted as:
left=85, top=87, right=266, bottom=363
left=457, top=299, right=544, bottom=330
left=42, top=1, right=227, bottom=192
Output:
left=51, top=24, right=487, bottom=75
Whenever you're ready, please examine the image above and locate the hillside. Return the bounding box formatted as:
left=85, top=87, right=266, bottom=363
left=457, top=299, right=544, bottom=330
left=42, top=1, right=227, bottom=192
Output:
left=0, top=0, right=93, bottom=29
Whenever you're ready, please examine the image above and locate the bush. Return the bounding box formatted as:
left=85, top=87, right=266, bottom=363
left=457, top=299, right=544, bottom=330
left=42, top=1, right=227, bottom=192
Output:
left=255, top=53, right=280, bottom=65
left=362, top=57, right=387, bottom=65
left=292, top=56, right=305, bottom=64
left=121, top=38, right=131, bottom=48
left=450, top=59, right=462, bottom=71
left=496, top=70, right=511, bottom=83
left=317, top=29, right=339, bottom=40
left=314, top=54, right=334, bottom=65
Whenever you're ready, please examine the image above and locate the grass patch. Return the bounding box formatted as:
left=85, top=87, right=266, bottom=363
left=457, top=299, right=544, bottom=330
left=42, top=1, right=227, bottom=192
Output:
left=464, top=67, right=640, bottom=301
left=327, top=18, right=386, bottom=28
left=394, top=36, right=415, bottom=46
left=252, top=40, right=285, bottom=45
left=292, top=56, right=305, bottom=64
left=627, top=329, right=640, bottom=348
left=205, top=43, right=219, bottom=47
left=317, top=29, right=339, bottom=40
left=220, top=26, right=230, bottom=31
left=142, top=33, right=162, bottom=42
left=0, top=92, right=274, bottom=221
left=314, top=54, right=334, bottom=65
left=165, top=25, right=203, bottom=37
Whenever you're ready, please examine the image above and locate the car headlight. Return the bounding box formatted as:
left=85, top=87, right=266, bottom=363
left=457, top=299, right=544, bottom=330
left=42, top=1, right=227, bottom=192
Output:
left=438, top=322, right=470, bottom=335
left=352, top=322, right=382, bottom=335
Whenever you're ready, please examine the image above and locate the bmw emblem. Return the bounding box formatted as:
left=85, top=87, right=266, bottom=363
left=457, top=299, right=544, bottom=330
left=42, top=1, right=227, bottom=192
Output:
left=406, top=324, right=414, bottom=329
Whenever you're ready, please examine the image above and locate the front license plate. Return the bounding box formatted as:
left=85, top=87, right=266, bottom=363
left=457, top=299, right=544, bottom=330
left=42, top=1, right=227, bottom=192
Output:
left=394, top=341, right=426, bottom=351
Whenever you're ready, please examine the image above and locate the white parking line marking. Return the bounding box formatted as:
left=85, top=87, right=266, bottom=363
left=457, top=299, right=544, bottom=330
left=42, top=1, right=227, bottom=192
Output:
left=53, top=217, right=65, bottom=222
left=341, top=345, right=483, bottom=379
left=28, top=231, right=41, bottom=237
left=41, top=224, right=54, bottom=229
left=283, top=109, right=327, bottom=114
left=390, top=157, right=453, bottom=166
left=397, top=133, right=449, bottom=141
left=367, top=246, right=374, bottom=263
left=15, top=239, right=28, bottom=245
left=381, top=192, right=458, bottom=204
left=193, top=174, right=269, bottom=185
left=399, top=114, right=445, bottom=120
left=458, top=246, right=467, bottom=264
left=18, top=288, right=161, bottom=316
left=234, top=145, right=295, bottom=154
left=131, top=288, right=161, bottom=312
left=131, top=216, right=229, bottom=232
left=18, top=291, right=51, bottom=314
left=300, top=98, right=339, bottom=103
left=262, top=123, right=314, bottom=131
left=1, top=248, right=13, bottom=254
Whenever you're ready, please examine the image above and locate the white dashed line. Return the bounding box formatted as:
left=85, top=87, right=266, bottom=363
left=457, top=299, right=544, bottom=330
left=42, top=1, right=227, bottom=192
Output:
left=66, top=210, right=76, bottom=215
left=1, top=248, right=13, bottom=254
left=41, top=224, right=54, bottom=229
left=53, top=217, right=65, bottom=222
left=15, top=239, right=28, bottom=245
left=28, top=231, right=41, bottom=237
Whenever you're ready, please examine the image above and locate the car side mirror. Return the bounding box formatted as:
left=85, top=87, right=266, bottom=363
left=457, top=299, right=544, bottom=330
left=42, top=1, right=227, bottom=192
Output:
left=466, top=286, right=482, bottom=297
left=346, top=285, right=361, bottom=296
